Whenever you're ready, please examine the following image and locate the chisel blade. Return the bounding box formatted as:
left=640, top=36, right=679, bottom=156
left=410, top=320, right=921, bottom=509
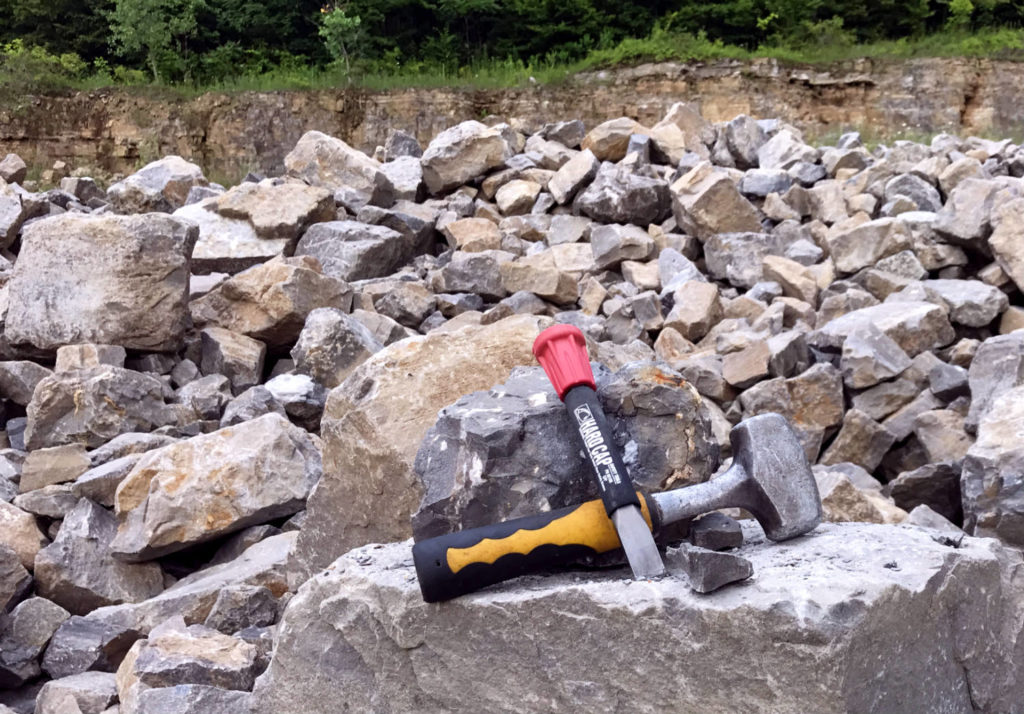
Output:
left=611, top=505, right=666, bottom=579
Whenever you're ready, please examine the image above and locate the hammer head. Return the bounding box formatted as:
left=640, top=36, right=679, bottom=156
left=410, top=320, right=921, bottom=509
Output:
left=729, top=414, right=823, bottom=541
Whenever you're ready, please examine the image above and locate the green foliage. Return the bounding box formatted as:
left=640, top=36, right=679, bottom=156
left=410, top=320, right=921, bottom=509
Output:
left=108, top=0, right=207, bottom=82
left=319, top=5, right=363, bottom=76
left=0, top=39, right=88, bottom=95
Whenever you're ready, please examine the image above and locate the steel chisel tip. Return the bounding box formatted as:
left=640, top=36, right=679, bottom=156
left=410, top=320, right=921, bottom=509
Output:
left=611, top=506, right=666, bottom=579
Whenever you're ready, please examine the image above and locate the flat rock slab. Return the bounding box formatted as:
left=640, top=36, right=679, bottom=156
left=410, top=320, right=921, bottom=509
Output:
left=255, top=523, right=1024, bottom=714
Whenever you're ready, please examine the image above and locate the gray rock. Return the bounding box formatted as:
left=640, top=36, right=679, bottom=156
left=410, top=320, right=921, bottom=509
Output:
left=384, top=129, right=423, bottom=160
left=374, top=282, right=436, bottom=329
left=34, top=672, right=117, bottom=714
left=884, top=174, right=942, bottom=212
left=54, top=534, right=294, bottom=653
left=724, top=115, right=765, bottom=169
left=0, top=182, right=26, bottom=250
left=293, top=221, right=408, bottom=282
left=811, top=302, right=955, bottom=358
left=254, top=524, right=1024, bottom=714
left=677, top=544, right=754, bottom=593
left=962, top=385, right=1024, bottom=545
left=0, top=545, right=30, bottom=612
left=703, top=232, right=788, bottom=289
left=590, top=224, right=655, bottom=271
left=840, top=324, right=912, bottom=389
left=219, top=387, right=287, bottom=429
left=175, top=374, right=233, bottom=422
left=756, top=129, right=819, bottom=169
left=4, top=214, right=197, bottom=352
left=412, top=363, right=717, bottom=539
left=35, top=499, right=164, bottom=615
left=905, top=504, right=964, bottom=535
left=13, top=484, right=79, bottom=518
left=824, top=217, right=912, bottom=275
left=539, top=120, right=585, bottom=149
left=929, top=362, right=969, bottom=401
left=110, top=415, right=320, bottom=561
left=42, top=616, right=142, bottom=679
left=135, top=684, right=252, bottom=714
left=920, top=279, right=1009, bottom=327
left=934, top=178, right=1002, bottom=244
left=0, top=597, right=68, bottom=686
left=739, top=169, right=792, bottom=197
left=380, top=156, right=423, bottom=202
left=434, top=250, right=512, bottom=300
left=573, top=164, right=670, bottom=225
left=106, top=157, right=207, bottom=214
left=966, top=332, right=1024, bottom=433
left=0, top=154, right=27, bottom=184
left=263, top=373, right=328, bottom=431
left=203, top=584, right=278, bottom=634
left=72, top=454, right=144, bottom=508
left=882, top=389, right=945, bottom=442
left=688, top=512, right=743, bottom=551
left=290, top=308, right=383, bottom=389
left=199, top=328, right=266, bottom=395
left=671, top=163, right=761, bottom=240
left=886, top=462, right=962, bottom=523
left=126, top=623, right=261, bottom=692
left=0, top=361, right=51, bottom=406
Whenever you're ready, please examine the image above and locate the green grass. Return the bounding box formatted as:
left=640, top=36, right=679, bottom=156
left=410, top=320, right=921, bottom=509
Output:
left=3, top=27, right=1024, bottom=99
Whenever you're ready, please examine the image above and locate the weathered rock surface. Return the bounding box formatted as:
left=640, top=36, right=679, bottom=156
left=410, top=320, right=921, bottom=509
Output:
left=255, top=524, right=1024, bottom=714
left=294, top=315, right=548, bottom=579
left=34, top=672, right=117, bottom=714
left=420, top=121, right=511, bottom=195
left=34, top=499, right=164, bottom=615
left=24, top=366, right=176, bottom=450
left=962, top=385, right=1024, bottom=546
left=107, top=157, right=208, bottom=214
left=294, top=220, right=408, bottom=282
left=111, top=414, right=321, bottom=561
left=290, top=307, right=383, bottom=389
left=4, top=214, right=197, bottom=352
left=190, top=256, right=349, bottom=348
left=413, top=363, right=717, bottom=538
left=0, top=500, right=49, bottom=570
left=284, top=131, right=393, bottom=209
left=0, top=597, right=69, bottom=686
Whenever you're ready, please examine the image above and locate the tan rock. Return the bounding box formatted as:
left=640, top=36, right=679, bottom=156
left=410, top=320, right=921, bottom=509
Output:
left=762, top=255, right=819, bottom=306
left=913, top=410, right=974, bottom=463
left=284, top=130, right=393, bottom=208
left=816, top=472, right=907, bottom=524
left=212, top=179, right=334, bottom=244
left=581, top=118, right=645, bottom=162
left=621, top=260, right=660, bottom=291
left=578, top=276, right=607, bottom=315
left=821, top=409, right=896, bottom=472
left=722, top=342, right=771, bottom=389
left=495, top=180, right=541, bottom=216
left=549, top=243, right=596, bottom=274
left=442, top=217, right=501, bottom=252
left=190, top=256, right=349, bottom=348
left=664, top=282, right=722, bottom=342
left=0, top=500, right=49, bottom=570
left=421, top=121, right=511, bottom=195
left=499, top=253, right=579, bottom=304
left=54, top=344, right=126, bottom=373
left=989, top=197, right=1024, bottom=293
left=653, top=328, right=696, bottom=367
left=111, top=414, right=322, bottom=561
left=1000, top=306, right=1024, bottom=334
left=19, top=444, right=90, bottom=493
left=670, top=162, right=761, bottom=240
left=293, top=315, right=549, bottom=578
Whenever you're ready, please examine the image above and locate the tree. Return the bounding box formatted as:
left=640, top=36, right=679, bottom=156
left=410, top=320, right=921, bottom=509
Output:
left=109, top=0, right=206, bottom=81
left=319, top=4, right=363, bottom=77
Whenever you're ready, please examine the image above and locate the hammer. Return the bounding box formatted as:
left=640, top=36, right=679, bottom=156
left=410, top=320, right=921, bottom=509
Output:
left=412, top=413, right=823, bottom=602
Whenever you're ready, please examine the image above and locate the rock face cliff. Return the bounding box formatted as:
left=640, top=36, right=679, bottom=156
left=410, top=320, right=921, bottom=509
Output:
left=2, top=57, right=1023, bottom=181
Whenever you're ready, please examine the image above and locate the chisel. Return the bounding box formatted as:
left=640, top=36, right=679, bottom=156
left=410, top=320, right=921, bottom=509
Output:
left=532, top=323, right=667, bottom=581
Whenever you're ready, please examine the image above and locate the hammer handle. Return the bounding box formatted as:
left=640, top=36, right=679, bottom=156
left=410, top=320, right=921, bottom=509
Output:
left=412, top=495, right=657, bottom=603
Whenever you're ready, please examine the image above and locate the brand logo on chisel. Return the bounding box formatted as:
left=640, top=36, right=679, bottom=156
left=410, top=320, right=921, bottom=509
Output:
left=573, top=404, right=619, bottom=483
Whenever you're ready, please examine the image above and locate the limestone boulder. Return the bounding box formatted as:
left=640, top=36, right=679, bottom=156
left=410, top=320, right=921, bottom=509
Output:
left=0, top=597, right=69, bottom=687
left=34, top=499, right=164, bottom=615
left=413, top=363, right=717, bottom=539
left=0, top=180, right=26, bottom=250
left=4, top=214, right=197, bottom=352
left=965, top=332, right=1024, bottom=433
left=962, top=385, right=1024, bottom=546
left=107, top=157, right=208, bottom=214
left=0, top=501, right=49, bottom=570
left=0, top=545, right=31, bottom=612
left=811, top=302, right=955, bottom=357
left=24, top=366, right=176, bottom=450
left=111, top=414, right=321, bottom=561
left=420, top=121, right=512, bottom=195
left=210, top=178, right=333, bottom=244
left=290, top=307, right=383, bottom=389
left=190, top=256, right=350, bottom=349
left=34, top=672, right=117, bottom=714
left=293, top=220, right=408, bottom=282
left=0, top=360, right=52, bottom=406
left=255, top=524, right=1024, bottom=714
left=580, top=118, right=645, bottom=162
left=173, top=201, right=280, bottom=275
left=293, top=315, right=549, bottom=579
left=573, top=164, right=670, bottom=225
left=671, top=162, right=761, bottom=240
left=284, top=130, right=394, bottom=209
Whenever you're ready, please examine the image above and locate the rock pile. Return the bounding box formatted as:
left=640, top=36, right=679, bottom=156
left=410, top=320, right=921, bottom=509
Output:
left=3, top=105, right=1024, bottom=712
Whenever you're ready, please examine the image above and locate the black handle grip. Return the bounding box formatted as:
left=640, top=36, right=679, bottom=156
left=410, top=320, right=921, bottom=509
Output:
left=412, top=495, right=657, bottom=602
left=563, top=385, right=642, bottom=517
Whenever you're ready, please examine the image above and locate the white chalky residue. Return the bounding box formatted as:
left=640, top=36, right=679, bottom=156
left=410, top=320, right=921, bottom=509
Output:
left=622, top=439, right=639, bottom=467
left=467, top=453, right=485, bottom=485
left=265, top=373, right=315, bottom=400
left=528, top=392, right=550, bottom=407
